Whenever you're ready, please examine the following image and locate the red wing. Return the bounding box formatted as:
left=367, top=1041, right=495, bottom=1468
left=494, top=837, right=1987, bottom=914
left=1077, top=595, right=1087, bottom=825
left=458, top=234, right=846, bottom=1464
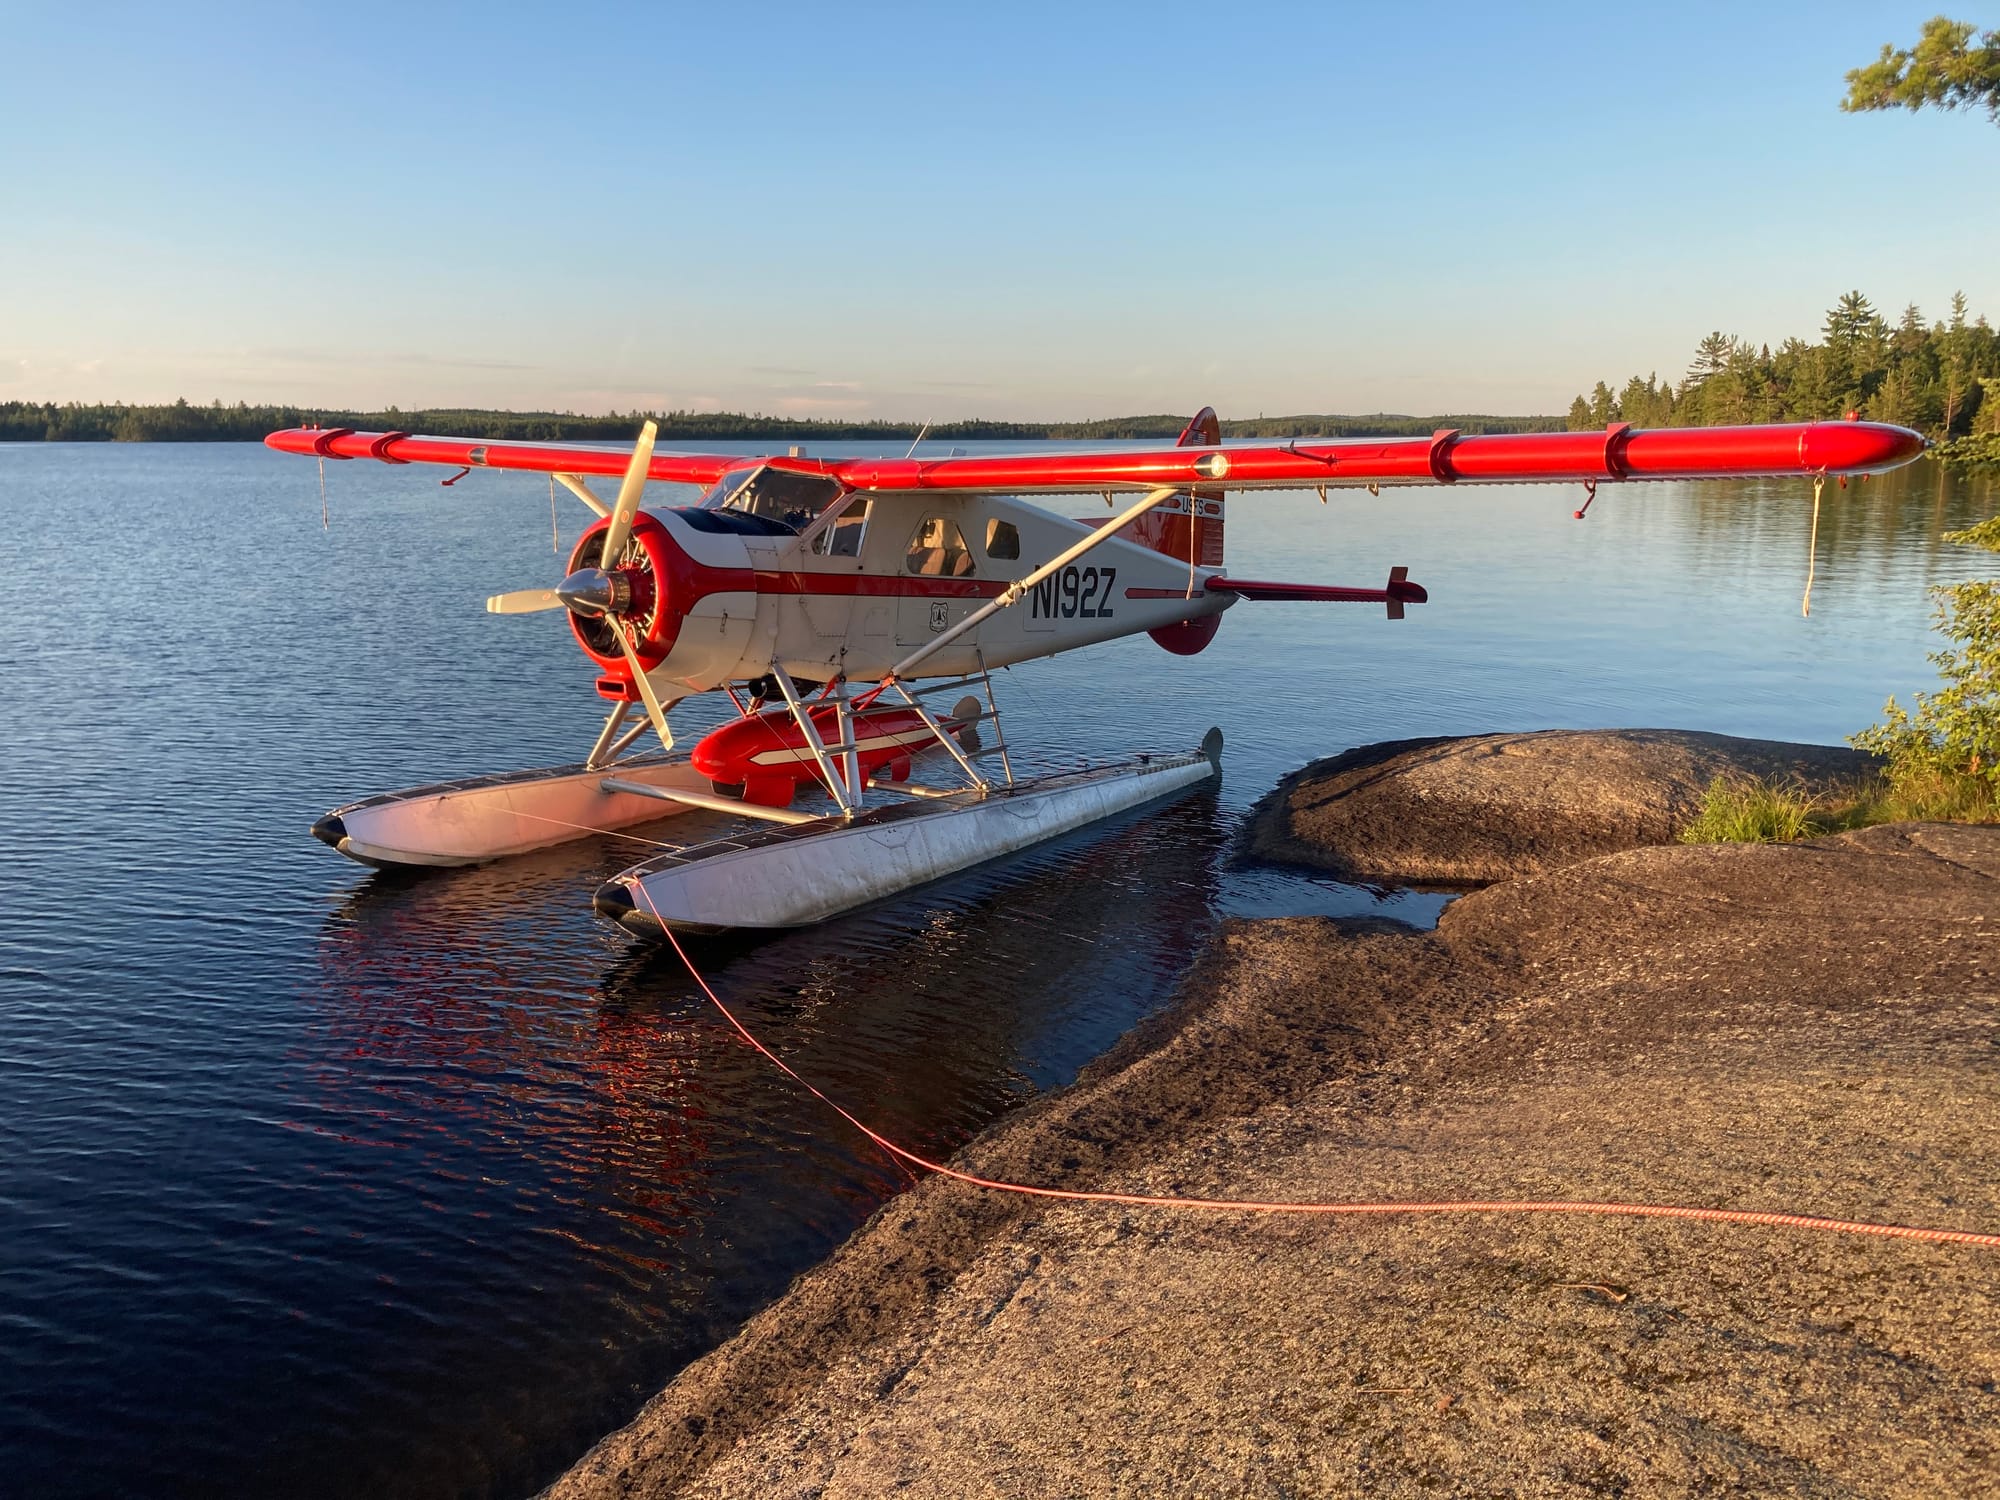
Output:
left=264, top=428, right=756, bottom=488
left=268, top=419, right=1925, bottom=494
left=831, top=421, right=1925, bottom=492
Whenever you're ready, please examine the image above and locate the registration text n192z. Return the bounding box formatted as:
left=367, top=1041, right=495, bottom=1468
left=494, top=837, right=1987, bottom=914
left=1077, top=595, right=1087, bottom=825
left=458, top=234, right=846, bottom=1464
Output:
left=1030, top=565, right=1116, bottom=620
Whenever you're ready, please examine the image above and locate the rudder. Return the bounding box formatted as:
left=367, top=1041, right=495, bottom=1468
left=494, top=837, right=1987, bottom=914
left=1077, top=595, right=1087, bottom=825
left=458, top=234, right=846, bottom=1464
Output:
left=1178, top=406, right=1225, bottom=569
left=1112, top=406, right=1225, bottom=568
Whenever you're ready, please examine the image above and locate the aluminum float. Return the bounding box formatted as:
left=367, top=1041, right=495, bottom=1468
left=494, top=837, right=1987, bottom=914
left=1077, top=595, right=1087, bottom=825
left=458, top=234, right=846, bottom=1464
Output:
left=595, top=732, right=1224, bottom=934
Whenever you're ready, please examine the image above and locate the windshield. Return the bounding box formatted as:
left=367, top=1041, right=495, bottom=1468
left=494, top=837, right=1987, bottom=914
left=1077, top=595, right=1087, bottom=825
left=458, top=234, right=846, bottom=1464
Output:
left=700, top=465, right=842, bottom=531
left=699, top=468, right=759, bottom=508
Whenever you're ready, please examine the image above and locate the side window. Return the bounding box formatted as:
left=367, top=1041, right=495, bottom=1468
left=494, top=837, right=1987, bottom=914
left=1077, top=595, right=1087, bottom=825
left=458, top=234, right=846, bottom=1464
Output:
left=984, top=518, right=1021, bottom=561
left=811, top=499, right=871, bottom=557
left=905, top=517, right=976, bottom=578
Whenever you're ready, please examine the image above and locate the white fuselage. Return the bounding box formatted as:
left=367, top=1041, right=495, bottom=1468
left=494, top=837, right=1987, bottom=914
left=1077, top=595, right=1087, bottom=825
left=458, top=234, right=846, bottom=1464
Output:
left=644, top=491, right=1233, bottom=694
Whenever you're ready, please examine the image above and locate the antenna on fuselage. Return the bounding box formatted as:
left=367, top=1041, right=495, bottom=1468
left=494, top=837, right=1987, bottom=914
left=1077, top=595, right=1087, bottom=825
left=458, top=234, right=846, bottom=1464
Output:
left=905, top=421, right=931, bottom=459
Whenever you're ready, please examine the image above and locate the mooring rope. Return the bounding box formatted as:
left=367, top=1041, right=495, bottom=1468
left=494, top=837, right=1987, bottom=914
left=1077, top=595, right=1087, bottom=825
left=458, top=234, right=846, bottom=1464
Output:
left=503, top=805, right=684, bottom=849
left=1802, top=473, right=1825, bottom=616
left=633, top=886, right=1999, bottom=1250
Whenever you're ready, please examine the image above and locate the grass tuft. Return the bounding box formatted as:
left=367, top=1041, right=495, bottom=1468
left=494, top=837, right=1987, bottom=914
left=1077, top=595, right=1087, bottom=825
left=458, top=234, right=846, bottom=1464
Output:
left=1861, top=768, right=1999, bottom=825
left=1680, top=776, right=1827, bottom=844
left=1680, top=771, right=1998, bottom=846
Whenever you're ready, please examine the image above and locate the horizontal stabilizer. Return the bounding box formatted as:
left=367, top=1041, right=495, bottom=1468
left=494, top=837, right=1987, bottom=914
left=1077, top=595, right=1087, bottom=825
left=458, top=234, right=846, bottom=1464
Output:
left=1207, top=567, right=1426, bottom=619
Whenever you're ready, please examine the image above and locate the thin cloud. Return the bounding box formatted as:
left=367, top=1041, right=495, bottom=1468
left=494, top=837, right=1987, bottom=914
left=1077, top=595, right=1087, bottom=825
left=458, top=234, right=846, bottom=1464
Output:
left=384, top=352, right=540, bottom=372
left=773, top=394, right=869, bottom=415
left=242, top=347, right=539, bottom=373
left=560, top=388, right=724, bottom=411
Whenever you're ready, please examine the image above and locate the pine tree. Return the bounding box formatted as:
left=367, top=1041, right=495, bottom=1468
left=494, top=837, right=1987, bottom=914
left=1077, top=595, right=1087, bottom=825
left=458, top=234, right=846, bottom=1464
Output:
left=1843, top=18, right=2000, bottom=125
left=1824, top=290, right=1879, bottom=347
left=1686, top=331, right=1735, bottom=386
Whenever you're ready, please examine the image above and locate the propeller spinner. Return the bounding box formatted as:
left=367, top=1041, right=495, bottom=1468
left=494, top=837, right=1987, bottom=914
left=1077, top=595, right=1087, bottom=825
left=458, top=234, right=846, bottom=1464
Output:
left=484, top=422, right=676, bottom=749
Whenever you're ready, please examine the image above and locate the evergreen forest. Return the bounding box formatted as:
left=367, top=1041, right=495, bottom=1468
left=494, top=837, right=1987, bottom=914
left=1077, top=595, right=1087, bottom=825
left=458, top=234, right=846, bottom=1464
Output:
left=1565, top=290, right=2000, bottom=443
left=0, top=402, right=1556, bottom=446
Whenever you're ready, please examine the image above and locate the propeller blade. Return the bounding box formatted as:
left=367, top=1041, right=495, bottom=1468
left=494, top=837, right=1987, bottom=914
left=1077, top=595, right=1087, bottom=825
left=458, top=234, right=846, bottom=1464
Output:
left=597, top=420, right=658, bottom=567
left=484, top=588, right=564, bottom=615
left=615, top=623, right=674, bottom=752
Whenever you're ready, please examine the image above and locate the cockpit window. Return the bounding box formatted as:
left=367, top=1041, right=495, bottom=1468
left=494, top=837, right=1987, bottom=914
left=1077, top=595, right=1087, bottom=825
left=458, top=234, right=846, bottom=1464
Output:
left=700, top=468, right=758, bottom=508
left=811, top=498, right=871, bottom=557
left=701, top=465, right=842, bottom=532
left=984, top=518, right=1021, bottom=560
left=906, top=517, right=976, bottom=578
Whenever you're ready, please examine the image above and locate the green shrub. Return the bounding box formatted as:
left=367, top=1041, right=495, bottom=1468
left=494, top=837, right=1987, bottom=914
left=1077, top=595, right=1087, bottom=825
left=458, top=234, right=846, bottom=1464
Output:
left=1932, top=435, right=2000, bottom=474
left=1851, top=512, right=2000, bottom=804
left=1856, top=766, right=1998, bottom=823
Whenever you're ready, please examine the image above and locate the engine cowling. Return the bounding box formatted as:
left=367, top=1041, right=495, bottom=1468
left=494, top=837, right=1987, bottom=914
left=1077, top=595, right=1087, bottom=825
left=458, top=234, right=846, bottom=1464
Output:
left=559, top=509, right=760, bottom=698
left=563, top=513, right=677, bottom=674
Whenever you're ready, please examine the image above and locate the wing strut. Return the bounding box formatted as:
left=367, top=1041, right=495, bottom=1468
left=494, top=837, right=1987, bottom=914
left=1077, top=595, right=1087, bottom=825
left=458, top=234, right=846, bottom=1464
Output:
left=555, top=473, right=610, bottom=518
left=887, top=486, right=1182, bottom=680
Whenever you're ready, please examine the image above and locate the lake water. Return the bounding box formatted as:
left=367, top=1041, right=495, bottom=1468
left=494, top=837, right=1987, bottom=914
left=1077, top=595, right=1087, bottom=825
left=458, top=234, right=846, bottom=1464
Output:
left=1, top=442, right=1991, bottom=1498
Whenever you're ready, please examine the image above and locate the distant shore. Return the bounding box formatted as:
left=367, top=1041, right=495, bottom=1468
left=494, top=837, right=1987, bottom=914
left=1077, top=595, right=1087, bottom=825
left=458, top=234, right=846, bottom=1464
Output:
left=547, top=731, right=1999, bottom=1499
left=0, top=401, right=1561, bottom=446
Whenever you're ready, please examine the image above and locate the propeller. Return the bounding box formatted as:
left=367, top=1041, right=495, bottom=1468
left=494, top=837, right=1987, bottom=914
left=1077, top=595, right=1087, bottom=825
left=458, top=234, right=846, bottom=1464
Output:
left=598, top=420, right=657, bottom=567
left=482, top=421, right=674, bottom=749
left=485, top=588, right=561, bottom=615
left=616, top=620, right=675, bottom=752
left=483, top=419, right=658, bottom=614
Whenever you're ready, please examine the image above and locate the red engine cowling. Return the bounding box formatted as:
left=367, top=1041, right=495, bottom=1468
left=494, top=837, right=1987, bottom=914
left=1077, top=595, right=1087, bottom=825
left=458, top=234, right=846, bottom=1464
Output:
left=565, top=513, right=681, bottom=683
left=692, top=703, right=959, bottom=807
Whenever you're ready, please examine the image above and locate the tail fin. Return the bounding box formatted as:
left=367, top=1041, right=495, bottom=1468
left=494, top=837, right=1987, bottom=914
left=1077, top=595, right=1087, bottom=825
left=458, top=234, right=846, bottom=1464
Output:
left=1101, top=406, right=1225, bottom=568
left=1178, top=406, right=1224, bottom=567
left=1176, top=406, right=1221, bottom=448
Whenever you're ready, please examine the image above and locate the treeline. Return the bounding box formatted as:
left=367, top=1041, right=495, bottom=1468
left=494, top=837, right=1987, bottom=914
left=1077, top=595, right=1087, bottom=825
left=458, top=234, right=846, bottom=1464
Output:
left=1567, top=290, right=2000, bottom=438
left=0, top=398, right=1559, bottom=445
left=1069, top=412, right=1559, bottom=439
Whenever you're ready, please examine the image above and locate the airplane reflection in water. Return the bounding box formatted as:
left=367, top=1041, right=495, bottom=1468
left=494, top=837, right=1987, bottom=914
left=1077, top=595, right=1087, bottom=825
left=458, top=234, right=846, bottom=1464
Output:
left=299, top=784, right=1231, bottom=1273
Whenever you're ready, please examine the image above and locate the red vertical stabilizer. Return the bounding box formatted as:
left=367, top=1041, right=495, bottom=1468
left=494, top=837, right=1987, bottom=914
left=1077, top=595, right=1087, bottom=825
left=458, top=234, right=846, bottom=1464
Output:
left=1084, top=406, right=1226, bottom=569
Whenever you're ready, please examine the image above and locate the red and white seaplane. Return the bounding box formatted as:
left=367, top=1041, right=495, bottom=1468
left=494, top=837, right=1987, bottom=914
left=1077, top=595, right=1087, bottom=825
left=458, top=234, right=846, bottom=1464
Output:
left=269, top=410, right=1924, bottom=935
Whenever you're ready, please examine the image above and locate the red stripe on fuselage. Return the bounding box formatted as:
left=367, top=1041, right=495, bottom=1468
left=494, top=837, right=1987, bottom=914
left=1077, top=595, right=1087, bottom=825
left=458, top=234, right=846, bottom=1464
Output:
left=754, top=571, right=1008, bottom=600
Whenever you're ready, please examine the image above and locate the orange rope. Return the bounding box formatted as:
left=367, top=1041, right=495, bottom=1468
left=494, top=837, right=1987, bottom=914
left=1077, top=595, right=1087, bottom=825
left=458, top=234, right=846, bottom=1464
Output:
left=636, top=889, right=1999, bottom=1250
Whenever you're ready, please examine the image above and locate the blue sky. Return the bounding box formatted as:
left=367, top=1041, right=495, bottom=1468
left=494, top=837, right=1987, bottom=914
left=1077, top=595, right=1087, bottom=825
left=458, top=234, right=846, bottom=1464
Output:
left=3, top=2, right=1995, bottom=419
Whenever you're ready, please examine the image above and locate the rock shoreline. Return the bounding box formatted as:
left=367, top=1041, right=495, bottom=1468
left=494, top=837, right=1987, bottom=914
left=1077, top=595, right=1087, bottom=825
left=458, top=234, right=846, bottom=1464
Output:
left=1247, top=729, right=1878, bottom=887
left=549, top=735, right=1997, bottom=1499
